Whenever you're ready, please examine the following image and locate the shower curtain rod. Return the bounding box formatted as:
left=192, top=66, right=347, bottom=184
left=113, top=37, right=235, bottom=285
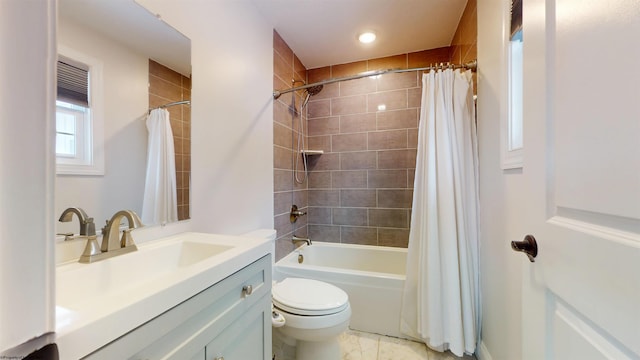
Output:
left=148, top=100, right=190, bottom=113
left=273, top=59, right=477, bottom=99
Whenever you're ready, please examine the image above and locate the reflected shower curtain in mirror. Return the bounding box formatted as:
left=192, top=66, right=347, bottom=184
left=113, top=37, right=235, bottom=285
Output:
left=400, top=69, right=480, bottom=356
left=142, top=108, right=178, bottom=225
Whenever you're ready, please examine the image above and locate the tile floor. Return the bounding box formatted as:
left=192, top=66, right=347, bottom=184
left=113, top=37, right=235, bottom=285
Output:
left=339, top=330, right=477, bottom=360
left=273, top=328, right=477, bottom=360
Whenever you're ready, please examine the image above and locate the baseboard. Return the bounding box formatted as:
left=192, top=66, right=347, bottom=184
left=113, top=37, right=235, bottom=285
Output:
left=476, top=340, right=493, bottom=360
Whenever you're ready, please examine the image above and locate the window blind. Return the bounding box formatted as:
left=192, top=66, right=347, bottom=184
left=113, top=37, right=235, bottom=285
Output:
left=57, top=60, right=89, bottom=107
left=511, top=0, right=523, bottom=39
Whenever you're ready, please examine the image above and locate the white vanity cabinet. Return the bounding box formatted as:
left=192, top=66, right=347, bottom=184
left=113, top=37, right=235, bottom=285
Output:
left=204, top=293, right=270, bottom=360
left=83, top=255, right=272, bottom=360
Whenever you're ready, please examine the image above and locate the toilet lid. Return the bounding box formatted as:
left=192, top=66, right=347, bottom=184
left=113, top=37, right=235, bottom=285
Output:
left=272, top=278, right=349, bottom=316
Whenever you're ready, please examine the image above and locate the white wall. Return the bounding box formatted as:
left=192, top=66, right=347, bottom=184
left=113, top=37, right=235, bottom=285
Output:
left=0, top=0, right=55, bottom=353
left=56, top=19, right=148, bottom=233
left=136, top=0, right=275, bottom=235
left=477, top=0, right=524, bottom=359
left=3, top=0, right=274, bottom=352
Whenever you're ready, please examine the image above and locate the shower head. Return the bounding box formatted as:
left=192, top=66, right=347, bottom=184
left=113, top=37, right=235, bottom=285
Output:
left=306, top=84, right=324, bottom=96
left=300, top=84, right=324, bottom=110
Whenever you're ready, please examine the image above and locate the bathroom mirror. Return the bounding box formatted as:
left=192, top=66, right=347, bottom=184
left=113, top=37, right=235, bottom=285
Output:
left=56, top=0, right=191, bottom=234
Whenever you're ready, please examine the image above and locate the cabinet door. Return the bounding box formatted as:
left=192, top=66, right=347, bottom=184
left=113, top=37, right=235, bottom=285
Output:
left=188, top=349, right=205, bottom=360
left=205, top=294, right=271, bottom=360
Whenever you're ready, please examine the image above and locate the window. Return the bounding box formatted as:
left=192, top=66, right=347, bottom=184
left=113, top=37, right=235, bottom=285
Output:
left=509, top=30, right=523, bottom=151
left=56, top=100, right=91, bottom=164
left=56, top=48, right=104, bottom=175
left=502, top=0, right=524, bottom=169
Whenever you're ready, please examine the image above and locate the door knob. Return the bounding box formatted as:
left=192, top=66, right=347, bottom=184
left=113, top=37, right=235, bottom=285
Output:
left=511, top=235, right=538, bottom=262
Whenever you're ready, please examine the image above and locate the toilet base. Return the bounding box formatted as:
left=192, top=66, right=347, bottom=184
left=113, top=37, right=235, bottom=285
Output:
left=296, top=338, right=341, bottom=360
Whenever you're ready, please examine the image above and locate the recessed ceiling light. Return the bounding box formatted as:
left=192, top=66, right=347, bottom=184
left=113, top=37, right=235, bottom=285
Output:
left=358, top=32, right=376, bottom=44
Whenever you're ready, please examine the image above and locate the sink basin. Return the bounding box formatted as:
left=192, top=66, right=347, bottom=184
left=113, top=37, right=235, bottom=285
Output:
left=56, top=237, right=233, bottom=309
left=177, top=241, right=233, bottom=266
left=55, top=231, right=272, bottom=360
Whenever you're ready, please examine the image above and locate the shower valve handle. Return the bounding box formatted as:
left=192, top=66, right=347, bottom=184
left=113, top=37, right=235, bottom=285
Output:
left=290, top=205, right=307, bottom=223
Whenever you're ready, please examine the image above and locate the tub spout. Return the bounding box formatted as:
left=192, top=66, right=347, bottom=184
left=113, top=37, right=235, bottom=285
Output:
left=292, top=235, right=312, bottom=247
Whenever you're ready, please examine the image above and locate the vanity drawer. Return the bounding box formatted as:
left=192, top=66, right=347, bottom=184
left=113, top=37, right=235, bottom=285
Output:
left=83, top=254, right=271, bottom=360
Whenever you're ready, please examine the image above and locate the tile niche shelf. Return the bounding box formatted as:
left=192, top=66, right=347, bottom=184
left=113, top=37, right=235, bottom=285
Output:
left=300, top=150, right=324, bottom=156
left=300, top=150, right=323, bottom=167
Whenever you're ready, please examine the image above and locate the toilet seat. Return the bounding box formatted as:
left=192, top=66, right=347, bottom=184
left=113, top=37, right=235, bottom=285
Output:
left=273, top=278, right=349, bottom=316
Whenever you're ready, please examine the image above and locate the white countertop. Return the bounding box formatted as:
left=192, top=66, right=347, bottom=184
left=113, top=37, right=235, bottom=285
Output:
left=55, top=232, right=272, bottom=360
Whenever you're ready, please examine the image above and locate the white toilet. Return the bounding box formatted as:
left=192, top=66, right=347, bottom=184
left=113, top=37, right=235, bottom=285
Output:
left=272, top=277, right=351, bottom=360
left=242, top=229, right=351, bottom=360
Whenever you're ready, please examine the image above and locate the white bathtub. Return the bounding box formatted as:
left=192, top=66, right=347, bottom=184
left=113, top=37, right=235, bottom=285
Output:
left=274, top=242, right=408, bottom=339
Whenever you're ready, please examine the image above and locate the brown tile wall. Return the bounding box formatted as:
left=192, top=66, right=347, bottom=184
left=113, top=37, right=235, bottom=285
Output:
left=450, top=0, right=478, bottom=93
left=273, top=7, right=476, bottom=252
left=149, top=60, right=191, bottom=220
left=305, top=48, right=451, bottom=248
left=273, top=30, right=308, bottom=260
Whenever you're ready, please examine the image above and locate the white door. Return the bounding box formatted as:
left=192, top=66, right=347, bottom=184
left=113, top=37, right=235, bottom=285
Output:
left=519, top=0, right=640, bottom=359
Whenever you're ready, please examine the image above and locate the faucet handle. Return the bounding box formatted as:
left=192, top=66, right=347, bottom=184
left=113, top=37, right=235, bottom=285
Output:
left=120, top=229, right=138, bottom=250
left=85, top=218, right=96, bottom=236
left=56, top=232, right=74, bottom=241
left=101, top=219, right=109, bottom=235
left=290, top=205, right=308, bottom=223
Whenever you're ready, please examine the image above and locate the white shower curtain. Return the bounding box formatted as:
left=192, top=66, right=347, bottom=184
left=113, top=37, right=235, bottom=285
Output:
left=142, top=108, right=178, bottom=225
left=400, top=69, right=480, bottom=356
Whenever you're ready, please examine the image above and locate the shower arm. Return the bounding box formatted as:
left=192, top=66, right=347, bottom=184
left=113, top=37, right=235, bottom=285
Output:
left=273, top=59, right=477, bottom=99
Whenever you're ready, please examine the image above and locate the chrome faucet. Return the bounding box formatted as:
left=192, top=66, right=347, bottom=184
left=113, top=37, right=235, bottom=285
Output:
left=78, top=210, right=144, bottom=263
left=58, top=207, right=96, bottom=239
left=292, top=235, right=312, bottom=247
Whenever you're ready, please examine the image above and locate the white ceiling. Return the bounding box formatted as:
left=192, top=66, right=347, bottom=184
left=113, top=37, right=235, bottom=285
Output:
left=57, top=0, right=467, bottom=75
left=250, top=0, right=468, bottom=69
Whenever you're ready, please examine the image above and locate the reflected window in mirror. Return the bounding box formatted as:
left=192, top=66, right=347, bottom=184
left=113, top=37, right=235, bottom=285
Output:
left=56, top=52, right=104, bottom=175
left=56, top=100, right=89, bottom=161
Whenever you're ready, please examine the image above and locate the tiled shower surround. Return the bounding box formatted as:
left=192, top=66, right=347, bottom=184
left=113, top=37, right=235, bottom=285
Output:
left=273, top=0, right=476, bottom=259
left=303, top=48, right=449, bottom=248
left=273, top=31, right=310, bottom=258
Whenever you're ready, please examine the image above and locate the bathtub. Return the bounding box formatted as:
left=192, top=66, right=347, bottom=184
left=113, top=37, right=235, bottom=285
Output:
left=274, top=242, right=408, bottom=339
